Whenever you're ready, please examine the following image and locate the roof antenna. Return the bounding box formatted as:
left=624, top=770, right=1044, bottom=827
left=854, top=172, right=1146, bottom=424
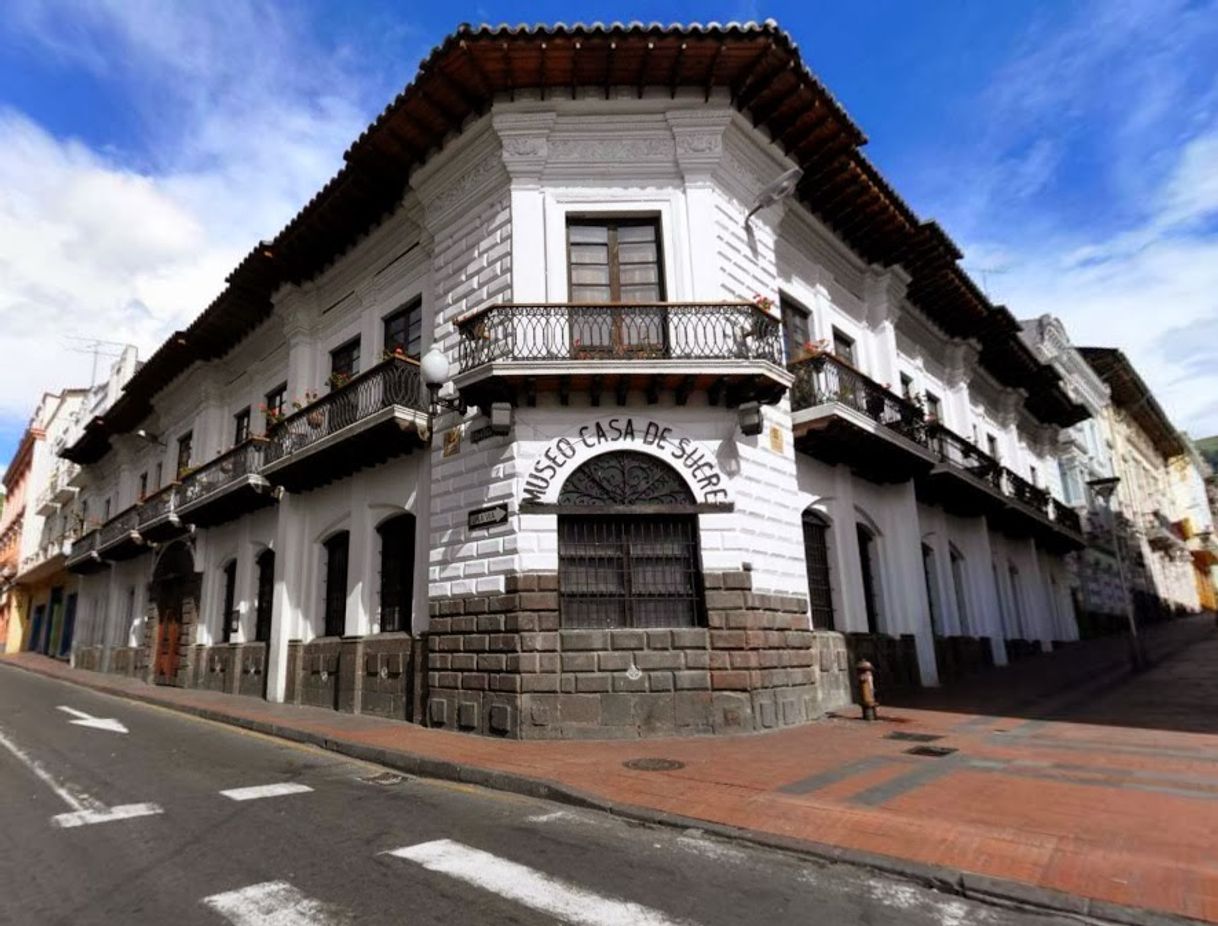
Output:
left=744, top=167, right=803, bottom=226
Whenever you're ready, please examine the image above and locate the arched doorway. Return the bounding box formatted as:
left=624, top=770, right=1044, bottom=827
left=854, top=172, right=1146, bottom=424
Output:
left=151, top=541, right=196, bottom=685
left=556, top=451, right=704, bottom=629
left=801, top=509, right=835, bottom=630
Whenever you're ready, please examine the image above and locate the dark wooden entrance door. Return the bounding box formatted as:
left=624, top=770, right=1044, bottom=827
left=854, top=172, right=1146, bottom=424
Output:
left=154, top=604, right=182, bottom=684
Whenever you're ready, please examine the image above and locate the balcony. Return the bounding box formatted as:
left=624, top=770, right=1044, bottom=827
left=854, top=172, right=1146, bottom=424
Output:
left=1145, top=511, right=1186, bottom=554
left=65, top=527, right=106, bottom=574
left=261, top=356, right=428, bottom=494
left=788, top=354, right=936, bottom=483
left=136, top=484, right=184, bottom=543
left=454, top=302, right=790, bottom=408
left=17, top=528, right=77, bottom=581
left=35, top=462, right=80, bottom=516
left=177, top=439, right=275, bottom=528
left=919, top=425, right=1084, bottom=551
left=96, top=505, right=146, bottom=562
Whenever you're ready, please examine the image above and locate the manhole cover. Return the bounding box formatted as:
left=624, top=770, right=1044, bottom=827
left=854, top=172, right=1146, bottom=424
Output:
left=359, top=772, right=406, bottom=785
left=885, top=731, right=943, bottom=743
left=623, top=758, right=685, bottom=772
left=905, top=745, right=957, bottom=758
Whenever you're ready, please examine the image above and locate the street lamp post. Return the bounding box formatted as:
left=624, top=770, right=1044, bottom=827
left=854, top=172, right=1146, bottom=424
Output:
left=1087, top=476, right=1149, bottom=671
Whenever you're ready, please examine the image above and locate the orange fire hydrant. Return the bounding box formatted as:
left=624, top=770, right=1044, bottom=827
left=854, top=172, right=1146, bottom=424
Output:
left=857, top=659, right=878, bottom=721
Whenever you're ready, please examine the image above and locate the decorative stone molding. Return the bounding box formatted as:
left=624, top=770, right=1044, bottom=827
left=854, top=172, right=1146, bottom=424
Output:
left=548, top=135, right=675, bottom=163
left=493, top=111, right=557, bottom=184
left=944, top=338, right=983, bottom=389
left=862, top=265, right=910, bottom=329
left=996, top=387, right=1029, bottom=429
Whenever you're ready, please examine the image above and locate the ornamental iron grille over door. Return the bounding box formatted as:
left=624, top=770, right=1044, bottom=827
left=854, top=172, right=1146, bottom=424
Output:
left=557, top=451, right=704, bottom=629
left=801, top=510, right=835, bottom=630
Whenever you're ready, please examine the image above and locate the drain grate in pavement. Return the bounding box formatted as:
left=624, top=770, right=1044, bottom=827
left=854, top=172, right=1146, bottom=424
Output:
left=623, top=758, right=685, bottom=772
left=884, top=731, right=943, bottom=743
left=904, top=745, right=957, bottom=758
left=359, top=772, right=407, bottom=785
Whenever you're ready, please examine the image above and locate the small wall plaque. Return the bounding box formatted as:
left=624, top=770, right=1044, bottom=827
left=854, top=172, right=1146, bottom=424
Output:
left=769, top=425, right=784, bottom=454
left=443, top=427, right=461, bottom=457
left=467, top=503, right=510, bottom=532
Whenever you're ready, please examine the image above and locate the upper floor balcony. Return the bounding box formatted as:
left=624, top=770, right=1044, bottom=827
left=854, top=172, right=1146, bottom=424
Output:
left=177, top=438, right=275, bottom=528
left=454, top=302, right=790, bottom=409
left=65, top=524, right=106, bottom=575
left=135, top=483, right=183, bottom=544
left=788, top=353, right=936, bottom=484
left=261, top=356, right=428, bottom=494
left=17, top=526, right=79, bottom=581
left=34, top=462, right=81, bottom=516
left=95, top=504, right=146, bottom=562
left=920, top=425, right=1084, bottom=551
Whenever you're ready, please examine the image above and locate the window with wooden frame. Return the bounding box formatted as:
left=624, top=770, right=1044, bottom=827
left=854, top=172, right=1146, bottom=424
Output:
left=176, top=432, right=193, bottom=478
left=383, top=299, right=422, bottom=360
left=925, top=391, right=942, bottom=421
left=329, top=338, right=360, bottom=390
left=832, top=328, right=856, bottom=367
left=567, top=218, right=666, bottom=358
left=233, top=407, right=251, bottom=445
left=781, top=295, right=811, bottom=365
left=322, top=532, right=349, bottom=638
left=264, top=383, right=287, bottom=428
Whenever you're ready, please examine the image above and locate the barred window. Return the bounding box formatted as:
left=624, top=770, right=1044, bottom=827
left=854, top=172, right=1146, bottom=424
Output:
left=220, top=560, right=237, bottom=644
left=801, top=509, right=834, bottom=630
left=322, top=532, right=349, bottom=637
left=255, top=549, right=274, bottom=643
left=555, top=451, right=704, bottom=630
left=377, top=513, right=415, bottom=633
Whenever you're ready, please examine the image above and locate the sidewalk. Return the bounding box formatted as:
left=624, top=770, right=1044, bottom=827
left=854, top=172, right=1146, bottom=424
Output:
left=6, top=616, right=1218, bottom=926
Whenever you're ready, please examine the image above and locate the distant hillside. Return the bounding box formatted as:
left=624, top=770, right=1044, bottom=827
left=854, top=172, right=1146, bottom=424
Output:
left=1197, top=435, right=1218, bottom=470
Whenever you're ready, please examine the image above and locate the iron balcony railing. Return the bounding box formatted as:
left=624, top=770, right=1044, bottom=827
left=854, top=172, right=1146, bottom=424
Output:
left=1004, top=469, right=1051, bottom=512
left=788, top=353, right=927, bottom=443
left=456, top=302, right=784, bottom=373
left=1049, top=498, right=1084, bottom=536
left=263, top=356, right=427, bottom=467
left=97, top=505, right=141, bottom=549
left=138, top=483, right=178, bottom=527
left=927, top=424, right=1005, bottom=494
left=66, top=527, right=100, bottom=564
left=180, top=439, right=267, bottom=506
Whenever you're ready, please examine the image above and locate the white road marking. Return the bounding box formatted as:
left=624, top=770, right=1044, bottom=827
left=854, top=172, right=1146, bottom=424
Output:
left=526, top=809, right=575, bottom=823
left=57, top=705, right=129, bottom=734
left=220, top=782, right=314, bottom=802
left=53, top=803, right=163, bottom=828
left=0, top=723, right=162, bottom=828
left=201, top=881, right=352, bottom=925
left=385, top=839, right=693, bottom=926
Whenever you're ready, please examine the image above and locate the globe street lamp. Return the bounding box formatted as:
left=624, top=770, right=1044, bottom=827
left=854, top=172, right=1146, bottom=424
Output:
left=420, top=347, right=465, bottom=422
left=1087, top=475, right=1148, bottom=671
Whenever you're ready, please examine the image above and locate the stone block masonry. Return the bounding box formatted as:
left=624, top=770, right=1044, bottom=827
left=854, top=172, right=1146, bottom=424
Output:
left=426, top=571, right=855, bottom=739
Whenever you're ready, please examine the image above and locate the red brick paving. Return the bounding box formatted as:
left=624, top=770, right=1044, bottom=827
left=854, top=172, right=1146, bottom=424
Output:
left=6, top=615, right=1218, bottom=922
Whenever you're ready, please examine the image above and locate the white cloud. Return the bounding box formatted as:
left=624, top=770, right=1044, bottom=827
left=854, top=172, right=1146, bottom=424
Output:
left=0, top=0, right=412, bottom=426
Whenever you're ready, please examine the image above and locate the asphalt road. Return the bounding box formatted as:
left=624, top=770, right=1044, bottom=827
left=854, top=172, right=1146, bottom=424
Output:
left=0, top=665, right=1081, bottom=926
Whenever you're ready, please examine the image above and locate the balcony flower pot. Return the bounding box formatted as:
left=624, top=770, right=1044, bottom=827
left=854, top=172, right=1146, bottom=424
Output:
left=306, top=410, right=324, bottom=428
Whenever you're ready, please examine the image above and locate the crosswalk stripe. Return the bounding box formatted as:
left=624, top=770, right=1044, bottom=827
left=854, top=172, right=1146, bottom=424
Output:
left=219, top=783, right=314, bottom=801
left=201, top=881, right=351, bottom=925
left=386, top=839, right=693, bottom=926
left=52, top=802, right=163, bottom=828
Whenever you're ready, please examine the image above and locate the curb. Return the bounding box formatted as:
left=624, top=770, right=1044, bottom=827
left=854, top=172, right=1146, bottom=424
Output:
left=3, top=658, right=1205, bottom=926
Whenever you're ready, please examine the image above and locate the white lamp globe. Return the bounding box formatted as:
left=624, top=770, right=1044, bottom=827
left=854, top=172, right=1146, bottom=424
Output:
left=420, top=347, right=451, bottom=388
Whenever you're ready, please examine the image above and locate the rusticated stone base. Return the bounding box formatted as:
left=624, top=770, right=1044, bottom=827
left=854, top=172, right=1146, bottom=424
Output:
left=72, top=645, right=103, bottom=672
left=284, top=635, right=420, bottom=721
left=426, top=571, right=855, bottom=739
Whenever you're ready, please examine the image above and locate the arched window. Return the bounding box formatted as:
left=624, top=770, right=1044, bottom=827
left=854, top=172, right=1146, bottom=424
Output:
left=254, top=549, right=274, bottom=643
left=322, top=532, right=349, bottom=638
left=377, top=513, right=416, bottom=633
left=801, top=509, right=835, bottom=630
left=856, top=524, right=881, bottom=634
left=220, top=559, right=237, bottom=643
left=557, top=451, right=703, bottom=629
left=949, top=545, right=969, bottom=635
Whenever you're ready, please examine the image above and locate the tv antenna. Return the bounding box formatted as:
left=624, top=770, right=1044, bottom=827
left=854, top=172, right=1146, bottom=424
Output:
left=63, top=336, right=135, bottom=388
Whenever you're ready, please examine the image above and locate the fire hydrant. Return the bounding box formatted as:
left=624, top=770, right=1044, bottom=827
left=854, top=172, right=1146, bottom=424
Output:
left=857, top=659, right=878, bottom=721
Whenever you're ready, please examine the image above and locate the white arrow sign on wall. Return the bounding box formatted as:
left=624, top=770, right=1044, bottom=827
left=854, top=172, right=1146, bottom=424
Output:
left=57, top=706, right=129, bottom=734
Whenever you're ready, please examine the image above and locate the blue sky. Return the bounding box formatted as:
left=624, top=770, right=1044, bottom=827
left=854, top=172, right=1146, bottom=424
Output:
left=2, top=0, right=1217, bottom=469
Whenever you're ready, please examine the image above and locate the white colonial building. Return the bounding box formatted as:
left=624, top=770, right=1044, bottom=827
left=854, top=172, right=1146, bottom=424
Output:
left=61, top=22, right=1087, bottom=739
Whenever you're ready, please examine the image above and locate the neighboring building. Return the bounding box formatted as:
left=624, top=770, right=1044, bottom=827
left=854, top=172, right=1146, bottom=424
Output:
left=1019, top=316, right=1127, bottom=627
left=1080, top=348, right=1200, bottom=616
left=1, top=428, right=37, bottom=652
left=61, top=22, right=1087, bottom=740
left=1170, top=438, right=1218, bottom=611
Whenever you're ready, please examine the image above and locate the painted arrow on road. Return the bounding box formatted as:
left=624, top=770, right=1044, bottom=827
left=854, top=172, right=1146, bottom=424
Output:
left=57, top=705, right=129, bottom=734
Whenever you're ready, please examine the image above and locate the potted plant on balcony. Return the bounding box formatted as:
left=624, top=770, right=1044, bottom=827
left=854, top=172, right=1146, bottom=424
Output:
left=327, top=370, right=352, bottom=390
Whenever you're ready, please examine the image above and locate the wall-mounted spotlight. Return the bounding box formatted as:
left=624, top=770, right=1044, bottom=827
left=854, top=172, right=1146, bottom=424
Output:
left=737, top=401, right=763, bottom=437
left=135, top=429, right=166, bottom=447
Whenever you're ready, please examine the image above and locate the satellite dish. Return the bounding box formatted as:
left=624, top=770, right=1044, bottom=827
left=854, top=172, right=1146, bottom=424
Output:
left=745, top=167, right=803, bottom=224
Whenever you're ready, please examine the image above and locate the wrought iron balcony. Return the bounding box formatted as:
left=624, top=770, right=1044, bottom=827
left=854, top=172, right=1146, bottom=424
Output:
left=17, top=527, right=77, bottom=579
left=261, top=356, right=428, bottom=493
left=788, top=353, right=936, bottom=483
left=920, top=424, right=1083, bottom=550
left=177, top=438, right=275, bottom=528
left=454, top=302, right=790, bottom=407
left=65, top=526, right=105, bottom=574
left=136, top=484, right=183, bottom=543
left=96, top=504, right=146, bottom=561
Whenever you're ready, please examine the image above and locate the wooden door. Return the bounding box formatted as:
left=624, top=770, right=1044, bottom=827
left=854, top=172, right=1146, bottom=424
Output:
left=155, top=606, right=181, bottom=684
